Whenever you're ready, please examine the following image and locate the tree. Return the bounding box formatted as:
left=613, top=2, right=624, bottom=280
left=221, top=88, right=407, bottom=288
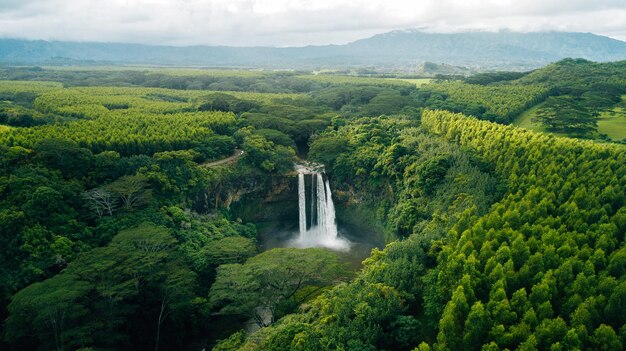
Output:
left=152, top=263, right=196, bottom=351
left=33, top=138, right=94, bottom=178
left=463, top=301, right=491, bottom=350
left=81, top=187, right=118, bottom=218
left=604, top=281, right=626, bottom=327
left=105, top=174, right=152, bottom=210
left=5, top=223, right=199, bottom=351
left=532, top=96, right=598, bottom=136
left=212, top=330, right=246, bottom=351
left=309, top=135, right=350, bottom=170
left=415, top=155, right=451, bottom=195
left=200, top=236, right=257, bottom=267
left=196, top=93, right=258, bottom=113
left=209, top=248, right=347, bottom=327
left=5, top=274, right=92, bottom=351
left=237, top=128, right=295, bottom=174
left=591, top=325, right=622, bottom=351
left=436, top=285, right=470, bottom=351
left=24, top=186, right=65, bottom=219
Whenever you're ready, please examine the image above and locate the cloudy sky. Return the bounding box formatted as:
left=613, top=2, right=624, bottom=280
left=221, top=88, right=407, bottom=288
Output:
left=0, top=0, right=625, bottom=47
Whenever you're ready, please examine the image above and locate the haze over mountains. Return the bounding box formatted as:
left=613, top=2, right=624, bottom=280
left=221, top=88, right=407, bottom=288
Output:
left=2, top=30, right=626, bottom=71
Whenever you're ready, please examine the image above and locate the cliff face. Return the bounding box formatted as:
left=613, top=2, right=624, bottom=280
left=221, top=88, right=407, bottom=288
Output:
left=229, top=175, right=298, bottom=225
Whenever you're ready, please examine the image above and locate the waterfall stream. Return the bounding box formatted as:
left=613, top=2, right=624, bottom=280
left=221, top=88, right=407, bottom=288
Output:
left=324, top=179, right=338, bottom=239
left=298, top=173, right=307, bottom=237
left=293, top=164, right=349, bottom=250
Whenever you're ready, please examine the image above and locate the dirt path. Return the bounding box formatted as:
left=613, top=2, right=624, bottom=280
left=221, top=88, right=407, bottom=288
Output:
left=201, top=149, right=244, bottom=168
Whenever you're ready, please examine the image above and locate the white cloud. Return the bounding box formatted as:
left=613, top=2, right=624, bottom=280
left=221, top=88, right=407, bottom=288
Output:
left=0, top=0, right=624, bottom=46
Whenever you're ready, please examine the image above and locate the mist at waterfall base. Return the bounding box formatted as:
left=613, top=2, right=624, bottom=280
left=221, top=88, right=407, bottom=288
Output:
left=236, top=162, right=383, bottom=267
left=290, top=171, right=350, bottom=251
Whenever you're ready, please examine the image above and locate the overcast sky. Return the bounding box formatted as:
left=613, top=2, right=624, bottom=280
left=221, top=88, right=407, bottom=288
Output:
left=0, top=0, right=625, bottom=47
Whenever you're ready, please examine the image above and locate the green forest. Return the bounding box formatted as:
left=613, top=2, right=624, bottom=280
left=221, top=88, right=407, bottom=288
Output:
left=0, top=59, right=625, bottom=351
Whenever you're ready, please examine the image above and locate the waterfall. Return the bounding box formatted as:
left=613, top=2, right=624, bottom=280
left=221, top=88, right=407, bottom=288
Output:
left=298, top=173, right=307, bottom=237
left=294, top=165, right=348, bottom=250
left=310, top=172, right=315, bottom=230
left=324, top=179, right=338, bottom=239
left=316, top=173, right=327, bottom=238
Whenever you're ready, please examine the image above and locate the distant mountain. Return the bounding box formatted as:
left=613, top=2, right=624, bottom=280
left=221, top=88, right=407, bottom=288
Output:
left=1, top=30, right=626, bottom=70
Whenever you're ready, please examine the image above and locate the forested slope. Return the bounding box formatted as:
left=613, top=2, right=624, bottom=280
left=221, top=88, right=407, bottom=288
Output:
left=0, top=81, right=323, bottom=350
left=2, top=64, right=626, bottom=350
left=419, top=59, right=626, bottom=141
left=418, top=82, right=549, bottom=124
left=421, top=111, right=626, bottom=350
left=227, top=110, right=626, bottom=351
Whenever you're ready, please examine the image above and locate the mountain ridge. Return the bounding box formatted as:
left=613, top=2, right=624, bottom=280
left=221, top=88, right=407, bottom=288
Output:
left=1, top=30, right=626, bottom=70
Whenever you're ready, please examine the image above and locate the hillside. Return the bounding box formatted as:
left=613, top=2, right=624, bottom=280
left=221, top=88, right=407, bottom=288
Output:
left=1, top=30, right=626, bottom=70
left=1, top=60, right=626, bottom=351
left=509, top=59, right=626, bottom=141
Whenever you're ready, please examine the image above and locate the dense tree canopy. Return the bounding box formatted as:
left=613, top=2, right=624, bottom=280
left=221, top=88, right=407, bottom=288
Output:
left=2, top=62, right=626, bottom=351
left=210, top=248, right=347, bottom=327
left=0, top=77, right=316, bottom=350
left=229, top=110, right=626, bottom=350
left=418, top=81, right=549, bottom=123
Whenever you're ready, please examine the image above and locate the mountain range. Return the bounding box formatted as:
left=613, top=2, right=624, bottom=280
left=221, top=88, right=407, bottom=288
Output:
left=1, top=30, right=626, bottom=70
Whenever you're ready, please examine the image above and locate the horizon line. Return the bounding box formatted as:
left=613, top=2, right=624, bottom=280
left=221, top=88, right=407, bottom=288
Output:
left=1, top=29, right=623, bottom=49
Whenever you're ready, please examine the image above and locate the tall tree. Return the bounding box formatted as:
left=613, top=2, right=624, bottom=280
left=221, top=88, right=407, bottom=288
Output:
left=209, top=248, right=347, bottom=327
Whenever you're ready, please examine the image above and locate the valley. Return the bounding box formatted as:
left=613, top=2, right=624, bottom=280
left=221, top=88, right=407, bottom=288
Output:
left=0, top=59, right=625, bottom=351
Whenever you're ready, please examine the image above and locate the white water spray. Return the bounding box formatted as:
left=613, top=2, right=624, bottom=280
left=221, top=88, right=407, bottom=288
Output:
left=310, top=172, right=315, bottom=229
left=292, top=164, right=349, bottom=251
left=298, top=173, right=307, bottom=237
left=324, top=179, right=338, bottom=239
left=316, top=173, right=327, bottom=238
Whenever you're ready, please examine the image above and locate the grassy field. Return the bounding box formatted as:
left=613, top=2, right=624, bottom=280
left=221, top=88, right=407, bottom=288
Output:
left=597, top=106, right=626, bottom=141
left=512, top=103, right=569, bottom=138
left=512, top=101, right=547, bottom=132
left=394, top=78, right=432, bottom=87
left=513, top=95, right=626, bottom=141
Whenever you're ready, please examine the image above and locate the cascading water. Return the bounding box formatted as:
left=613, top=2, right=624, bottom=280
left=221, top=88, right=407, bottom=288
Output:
left=324, top=179, right=338, bottom=239
left=298, top=173, right=307, bottom=237
left=315, top=173, right=327, bottom=238
left=292, top=164, right=349, bottom=251
left=310, top=173, right=315, bottom=229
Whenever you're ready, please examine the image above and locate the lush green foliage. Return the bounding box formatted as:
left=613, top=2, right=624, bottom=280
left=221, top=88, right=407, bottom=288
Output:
left=1, top=111, right=236, bottom=156
left=0, top=67, right=321, bottom=93
left=464, top=72, right=529, bottom=85
left=531, top=96, right=599, bottom=137
left=4, top=218, right=256, bottom=351
left=310, top=85, right=421, bottom=118
left=209, top=248, right=348, bottom=327
left=512, top=59, right=626, bottom=141
left=0, top=83, right=323, bottom=158
left=310, top=115, right=502, bottom=233
left=234, top=110, right=626, bottom=351
left=420, top=110, right=626, bottom=350
left=421, top=60, right=626, bottom=141
left=418, top=81, right=549, bottom=123
left=515, top=59, right=626, bottom=91
left=231, top=113, right=502, bottom=350
left=0, top=80, right=62, bottom=104
left=0, top=132, right=275, bottom=349
left=296, top=74, right=416, bottom=88
left=0, top=78, right=321, bottom=350
left=4, top=63, right=626, bottom=351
